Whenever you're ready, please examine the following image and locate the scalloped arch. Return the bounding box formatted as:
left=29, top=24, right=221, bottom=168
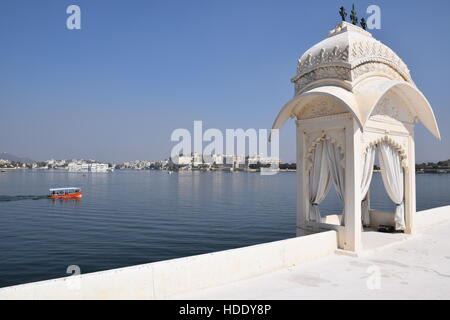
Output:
left=305, top=134, right=345, bottom=171
left=363, top=135, right=408, bottom=169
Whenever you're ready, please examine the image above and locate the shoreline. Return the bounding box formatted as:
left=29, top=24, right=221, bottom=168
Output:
left=3, top=168, right=450, bottom=174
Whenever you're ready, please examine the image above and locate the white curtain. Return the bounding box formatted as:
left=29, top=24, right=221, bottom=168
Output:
left=308, top=141, right=331, bottom=222
left=325, top=140, right=345, bottom=223
left=377, top=141, right=405, bottom=230
left=361, top=146, right=376, bottom=226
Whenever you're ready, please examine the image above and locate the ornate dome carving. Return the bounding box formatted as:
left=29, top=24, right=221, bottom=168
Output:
left=291, top=22, right=413, bottom=95
left=271, top=22, right=440, bottom=141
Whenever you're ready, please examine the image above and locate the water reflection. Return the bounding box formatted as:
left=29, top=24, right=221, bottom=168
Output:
left=48, top=198, right=82, bottom=209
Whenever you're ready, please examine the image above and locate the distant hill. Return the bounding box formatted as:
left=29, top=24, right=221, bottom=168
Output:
left=0, top=153, right=34, bottom=163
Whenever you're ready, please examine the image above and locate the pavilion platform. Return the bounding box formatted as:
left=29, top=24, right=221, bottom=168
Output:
left=174, top=206, right=450, bottom=300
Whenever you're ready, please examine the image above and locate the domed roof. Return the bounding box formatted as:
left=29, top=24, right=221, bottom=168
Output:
left=291, top=22, right=413, bottom=95
left=272, top=22, right=440, bottom=140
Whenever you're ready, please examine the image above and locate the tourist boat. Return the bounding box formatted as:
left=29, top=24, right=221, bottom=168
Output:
left=48, top=187, right=82, bottom=199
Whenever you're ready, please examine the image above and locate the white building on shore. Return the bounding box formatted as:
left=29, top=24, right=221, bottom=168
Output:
left=90, top=163, right=109, bottom=172
left=171, top=154, right=192, bottom=166
left=68, top=161, right=110, bottom=172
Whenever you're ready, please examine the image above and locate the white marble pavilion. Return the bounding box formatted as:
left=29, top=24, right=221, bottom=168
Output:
left=272, top=21, right=440, bottom=252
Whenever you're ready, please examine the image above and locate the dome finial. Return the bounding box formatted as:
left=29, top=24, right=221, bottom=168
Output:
left=339, top=6, right=347, bottom=21
left=350, top=4, right=358, bottom=25
left=360, top=17, right=367, bottom=30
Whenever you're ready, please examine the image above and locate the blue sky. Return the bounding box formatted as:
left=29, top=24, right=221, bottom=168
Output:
left=1, top=0, right=449, bottom=162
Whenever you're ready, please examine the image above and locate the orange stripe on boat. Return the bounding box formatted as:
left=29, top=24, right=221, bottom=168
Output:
left=48, top=192, right=83, bottom=199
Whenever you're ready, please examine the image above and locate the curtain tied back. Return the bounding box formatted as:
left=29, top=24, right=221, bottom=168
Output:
left=308, top=138, right=345, bottom=224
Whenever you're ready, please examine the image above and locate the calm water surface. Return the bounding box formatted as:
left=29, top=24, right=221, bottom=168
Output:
left=0, top=170, right=449, bottom=287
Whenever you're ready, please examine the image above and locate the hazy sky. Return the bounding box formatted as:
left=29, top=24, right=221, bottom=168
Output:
left=1, top=0, right=449, bottom=162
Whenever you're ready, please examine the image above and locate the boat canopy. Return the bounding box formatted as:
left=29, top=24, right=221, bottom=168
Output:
left=49, top=187, right=81, bottom=192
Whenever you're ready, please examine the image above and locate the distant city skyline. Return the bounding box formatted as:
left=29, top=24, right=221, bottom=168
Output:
left=0, top=151, right=286, bottom=164
left=1, top=1, right=450, bottom=162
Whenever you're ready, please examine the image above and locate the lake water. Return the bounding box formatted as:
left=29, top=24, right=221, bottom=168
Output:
left=0, top=170, right=449, bottom=288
